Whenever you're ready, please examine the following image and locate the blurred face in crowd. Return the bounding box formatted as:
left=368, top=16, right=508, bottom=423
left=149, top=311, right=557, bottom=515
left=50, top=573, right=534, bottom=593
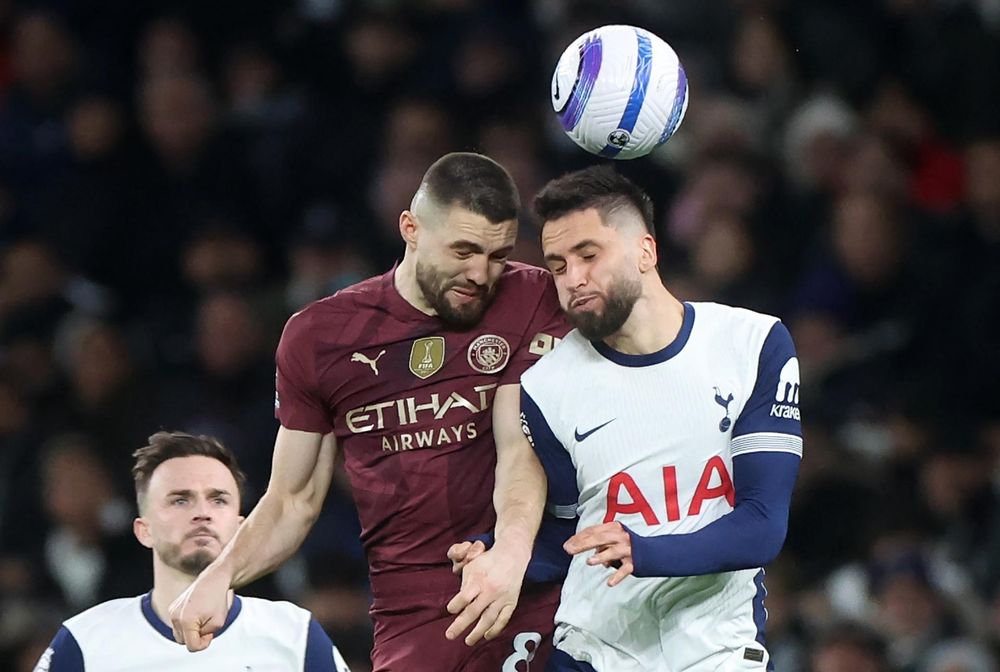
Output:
left=965, top=139, right=1000, bottom=223
left=832, top=193, right=901, bottom=287
left=11, top=12, right=76, bottom=98
left=139, top=18, right=200, bottom=79
left=140, top=75, right=215, bottom=164
left=68, top=96, right=124, bottom=160
left=876, top=573, right=940, bottom=639
left=731, top=12, right=789, bottom=93
left=542, top=207, right=648, bottom=341
left=812, top=641, right=885, bottom=672
left=406, top=202, right=515, bottom=329
left=43, top=445, right=111, bottom=530
left=134, top=456, right=243, bottom=577
left=692, top=214, right=755, bottom=289
left=67, top=322, right=132, bottom=407
left=196, top=293, right=264, bottom=377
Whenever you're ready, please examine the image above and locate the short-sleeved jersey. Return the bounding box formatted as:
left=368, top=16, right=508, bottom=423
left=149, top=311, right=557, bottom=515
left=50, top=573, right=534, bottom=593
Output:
left=521, top=302, right=802, bottom=671
left=275, top=262, right=568, bottom=596
left=36, top=594, right=349, bottom=671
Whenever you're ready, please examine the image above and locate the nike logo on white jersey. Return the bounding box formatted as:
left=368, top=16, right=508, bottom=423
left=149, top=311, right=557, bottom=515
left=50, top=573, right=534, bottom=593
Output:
left=575, top=419, right=615, bottom=442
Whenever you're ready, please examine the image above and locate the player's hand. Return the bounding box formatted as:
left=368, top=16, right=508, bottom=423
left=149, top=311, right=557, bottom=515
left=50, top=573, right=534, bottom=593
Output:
left=447, top=540, right=487, bottom=575
left=564, top=521, right=634, bottom=587
left=168, top=565, right=231, bottom=651
left=445, top=543, right=528, bottom=646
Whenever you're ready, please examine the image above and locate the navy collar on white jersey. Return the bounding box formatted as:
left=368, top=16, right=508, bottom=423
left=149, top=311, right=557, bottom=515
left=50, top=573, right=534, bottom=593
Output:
left=591, top=302, right=695, bottom=367
left=141, top=591, right=243, bottom=642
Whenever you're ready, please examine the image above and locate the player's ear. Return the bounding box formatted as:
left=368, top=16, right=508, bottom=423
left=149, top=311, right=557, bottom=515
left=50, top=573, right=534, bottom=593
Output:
left=237, top=515, right=245, bottom=525
left=399, top=210, right=419, bottom=248
left=637, top=234, right=658, bottom=273
left=134, top=517, right=154, bottom=549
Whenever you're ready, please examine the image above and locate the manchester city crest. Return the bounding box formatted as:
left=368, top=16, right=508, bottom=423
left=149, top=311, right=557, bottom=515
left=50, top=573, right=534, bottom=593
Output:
left=467, top=334, right=511, bottom=374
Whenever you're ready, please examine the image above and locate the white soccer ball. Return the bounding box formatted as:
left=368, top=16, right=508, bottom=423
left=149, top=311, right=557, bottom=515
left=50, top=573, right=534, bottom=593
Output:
left=551, top=25, right=689, bottom=160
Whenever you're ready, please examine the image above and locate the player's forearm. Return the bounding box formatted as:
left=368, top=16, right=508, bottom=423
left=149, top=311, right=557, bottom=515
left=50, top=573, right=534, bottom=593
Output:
left=628, top=500, right=786, bottom=576
left=211, top=488, right=320, bottom=588
left=492, top=445, right=546, bottom=559
left=208, top=428, right=336, bottom=588
left=628, top=451, right=799, bottom=577
left=491, top=384, right=547, bottom=559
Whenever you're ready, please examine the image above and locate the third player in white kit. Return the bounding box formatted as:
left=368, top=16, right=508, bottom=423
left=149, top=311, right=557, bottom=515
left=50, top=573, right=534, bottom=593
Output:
left=521, top=166, right=802, bottom=671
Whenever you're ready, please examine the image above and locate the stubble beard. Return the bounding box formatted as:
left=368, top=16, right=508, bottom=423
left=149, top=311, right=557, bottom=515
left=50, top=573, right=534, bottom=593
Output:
left=569, top=273, right=642, bottom=342
left=415, top=260, right=495, bottom=330
left=158, top=541, right=217, bottom=577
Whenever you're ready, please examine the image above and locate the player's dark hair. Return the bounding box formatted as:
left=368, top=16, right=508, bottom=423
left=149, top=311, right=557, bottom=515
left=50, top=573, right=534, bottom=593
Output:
left=532, top=165, right=655, bottom=238
left=421, top=152, right=520, bottom=223
left=132, top=431, right=246, bottom=511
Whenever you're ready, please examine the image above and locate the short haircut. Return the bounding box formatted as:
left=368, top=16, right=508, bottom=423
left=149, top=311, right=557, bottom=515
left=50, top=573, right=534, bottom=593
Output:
left=532, top=165, right=655, bottom=237
left=132, top=431, right=247, bottom=512
left=419, top=152, right=520, bottom=223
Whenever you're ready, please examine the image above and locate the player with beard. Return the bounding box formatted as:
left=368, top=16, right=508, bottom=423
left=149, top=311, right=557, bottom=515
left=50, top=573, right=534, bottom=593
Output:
left=169, top=153, right=570, bottom=671
left=515, top=166, right=802, bottom=671
left=34, top=431, right=349, bottom=671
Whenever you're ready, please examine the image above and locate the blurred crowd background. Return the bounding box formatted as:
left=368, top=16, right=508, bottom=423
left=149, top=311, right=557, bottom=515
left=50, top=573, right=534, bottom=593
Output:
left=0, top=0, right=998, bottom=670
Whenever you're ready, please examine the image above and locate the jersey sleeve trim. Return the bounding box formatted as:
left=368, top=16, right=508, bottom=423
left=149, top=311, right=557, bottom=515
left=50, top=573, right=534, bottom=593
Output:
left=731, top=432, right=803, bottom=457
left=545, top=502, right=578, bottom=519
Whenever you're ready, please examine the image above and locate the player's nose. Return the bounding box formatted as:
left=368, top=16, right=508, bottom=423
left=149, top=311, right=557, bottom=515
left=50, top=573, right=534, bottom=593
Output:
left=463, top=256, right=489, bottom=286
left=565, top=260, right=588, bottom=289
left=190, top=500, right=213, bottom=521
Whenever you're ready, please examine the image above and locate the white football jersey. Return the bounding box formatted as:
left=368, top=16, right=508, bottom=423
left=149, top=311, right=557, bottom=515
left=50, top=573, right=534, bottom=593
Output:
left=521, top=302, right=802, bottom=671
left=35, top=593, right=351, bottom=672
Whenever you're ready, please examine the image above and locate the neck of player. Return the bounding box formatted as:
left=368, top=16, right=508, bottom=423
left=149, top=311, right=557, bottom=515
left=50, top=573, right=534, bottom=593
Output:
left=394, top=254, right=436, bottom=315
left=602, top=282, right=685, bottom=355
left=150, top=560, right=234, bottom=626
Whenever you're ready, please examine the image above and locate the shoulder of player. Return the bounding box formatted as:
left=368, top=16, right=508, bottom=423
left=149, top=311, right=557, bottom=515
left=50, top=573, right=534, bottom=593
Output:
left=63, top=595, right=143, bottom=637
left=521, top=330, right=590, bottom=387
left=689, top=301, right=780, bottom=340
left=281, top=276, right=382, bottom=343
left=237, top=595, right=312, bottom=627
left=498, top=262, right=554, bottom=297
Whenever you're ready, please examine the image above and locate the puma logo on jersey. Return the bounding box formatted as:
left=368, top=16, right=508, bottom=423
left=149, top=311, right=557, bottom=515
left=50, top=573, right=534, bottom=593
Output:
left=351, top=350, right=386, bottom=375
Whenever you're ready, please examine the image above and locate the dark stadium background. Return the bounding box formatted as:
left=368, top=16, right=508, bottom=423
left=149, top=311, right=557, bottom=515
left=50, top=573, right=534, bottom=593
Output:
left=1, top=1, right=999, bottom=670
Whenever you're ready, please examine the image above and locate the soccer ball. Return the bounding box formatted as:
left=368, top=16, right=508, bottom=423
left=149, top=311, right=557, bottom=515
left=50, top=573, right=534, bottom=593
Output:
left=551, top=25, right=688, bottom=160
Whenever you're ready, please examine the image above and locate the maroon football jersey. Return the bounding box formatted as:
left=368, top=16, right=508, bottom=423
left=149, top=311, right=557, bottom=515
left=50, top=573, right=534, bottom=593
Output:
left=275, top=262, right=569, bottom=597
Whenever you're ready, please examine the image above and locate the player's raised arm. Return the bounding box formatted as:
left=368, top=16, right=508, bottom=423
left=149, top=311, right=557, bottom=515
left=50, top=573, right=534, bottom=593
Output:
left=445, top=383, right=546, bottom=645
left=168, top=427, right=337, bottom=651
